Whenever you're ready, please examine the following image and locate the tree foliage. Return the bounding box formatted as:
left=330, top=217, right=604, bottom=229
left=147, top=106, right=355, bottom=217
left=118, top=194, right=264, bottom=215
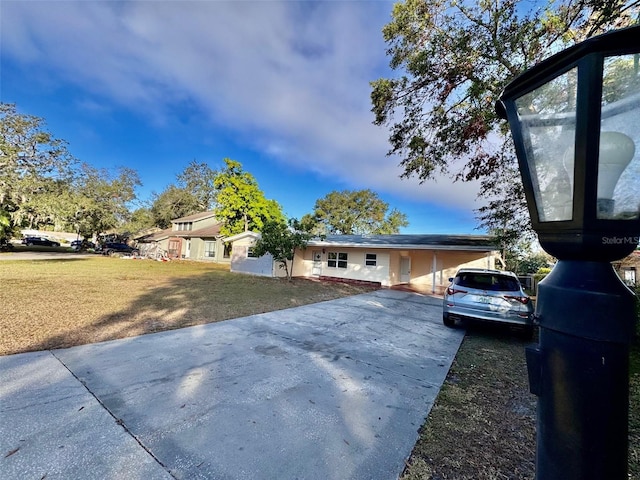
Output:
left=371, top=0, right=639, bottom=252
left=0, top=209, right=10, bottom=243
left=0, top=103, right=145, bottom=239
left=70, top=164, right=141, bottom=239
left=0, top=102, right=76, bottom=233
left=214, top=158, right=284, bottom=236
left=151, top=185, right=201, bottom=229
left=176, top=160, right=218, bottom=211
left=303, top=189, right=409, bottom=235
left=120, top=207, right=156, bottom=238
left=253, top=218, right=313, bottom=280
left=517, top=251, right=554, bottom=275
left=150, top=161, right=218, bottom=229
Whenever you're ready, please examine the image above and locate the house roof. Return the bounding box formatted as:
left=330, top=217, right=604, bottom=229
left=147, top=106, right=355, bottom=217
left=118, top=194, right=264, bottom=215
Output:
left=137, top=227, right=173, bottom=242
left=172, top=211, right=217, bottom=223
left=223, top=231, right=261, bottom=243
left=307, top=234, right=498, bottom=252
left=136, top=219, right=224, bottom=243
left=132, top=227, right=163, bottom=241
left=171, top=223, right=222, bottom=238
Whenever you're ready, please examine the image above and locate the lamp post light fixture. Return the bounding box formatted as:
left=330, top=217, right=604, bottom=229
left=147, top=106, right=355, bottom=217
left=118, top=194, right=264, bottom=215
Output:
left=496, top=26, right=640, bottom=479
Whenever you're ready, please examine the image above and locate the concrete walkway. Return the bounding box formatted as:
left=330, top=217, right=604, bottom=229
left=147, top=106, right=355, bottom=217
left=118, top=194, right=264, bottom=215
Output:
left=0, top=290, right=464, bottom=480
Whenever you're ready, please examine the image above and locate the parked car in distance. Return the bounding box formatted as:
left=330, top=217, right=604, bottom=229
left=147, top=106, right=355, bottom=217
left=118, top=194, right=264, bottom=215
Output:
left=70, top=240, right=95, bottom=250
left=21, top=236, right=61, bottom=247
left=99, top=242, right=139, bottom=256
left=443, top=268, right=534, bottom=337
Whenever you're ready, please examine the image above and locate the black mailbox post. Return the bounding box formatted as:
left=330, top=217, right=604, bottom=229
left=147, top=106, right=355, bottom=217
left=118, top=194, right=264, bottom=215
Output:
left=496, top=26, right=640, bottom=479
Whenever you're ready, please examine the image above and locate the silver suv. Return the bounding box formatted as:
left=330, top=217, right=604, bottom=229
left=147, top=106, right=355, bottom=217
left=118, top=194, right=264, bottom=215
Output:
left=443, top=268, right=534, bottom=336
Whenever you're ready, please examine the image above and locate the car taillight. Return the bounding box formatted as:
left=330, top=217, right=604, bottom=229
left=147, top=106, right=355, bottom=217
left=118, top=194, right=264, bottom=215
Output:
left=504, top=295, right=530, bottom=305
left=446, top=287, right=467, bottom=295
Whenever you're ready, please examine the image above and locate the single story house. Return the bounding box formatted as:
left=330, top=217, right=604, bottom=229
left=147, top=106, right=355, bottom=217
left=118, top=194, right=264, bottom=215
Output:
left=136, top=211, right=231, bottom=262
left=225, top=231, right=283, bottom=277
left=226, top=232, right=499, bottom=294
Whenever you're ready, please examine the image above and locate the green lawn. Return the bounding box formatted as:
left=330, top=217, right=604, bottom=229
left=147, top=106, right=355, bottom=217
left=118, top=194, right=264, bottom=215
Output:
left=0, top=256, right=376, bottom=356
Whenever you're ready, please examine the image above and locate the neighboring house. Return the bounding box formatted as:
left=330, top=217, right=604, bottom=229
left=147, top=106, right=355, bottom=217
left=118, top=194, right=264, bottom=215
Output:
left=137, top=211, right=231, bottom=262
left=227, top=232, right=499, bottom=294
left=225, top=231, right=286, bottom=278
left=613, top=249, right=640, bottom=286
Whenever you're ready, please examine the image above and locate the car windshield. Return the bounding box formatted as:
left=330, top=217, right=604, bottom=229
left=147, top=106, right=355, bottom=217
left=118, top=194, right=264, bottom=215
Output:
left=456, top=273, right=520, bottom=292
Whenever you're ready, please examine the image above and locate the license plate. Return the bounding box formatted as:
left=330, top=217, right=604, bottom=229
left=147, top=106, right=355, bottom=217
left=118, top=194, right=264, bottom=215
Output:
left=468, top=294, right=491, bottom=304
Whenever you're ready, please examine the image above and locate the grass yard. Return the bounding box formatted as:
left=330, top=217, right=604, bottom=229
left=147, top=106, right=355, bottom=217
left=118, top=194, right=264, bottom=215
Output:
left=0, top=256, right=376, bottom=356
left=2, top=255, right=639, bottom=478
left=401, top=327, right=640, bottom=479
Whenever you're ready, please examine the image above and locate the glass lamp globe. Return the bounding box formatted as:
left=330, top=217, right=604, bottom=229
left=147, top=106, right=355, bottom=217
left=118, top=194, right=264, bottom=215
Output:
left=497, top=26, right=640, bottom=261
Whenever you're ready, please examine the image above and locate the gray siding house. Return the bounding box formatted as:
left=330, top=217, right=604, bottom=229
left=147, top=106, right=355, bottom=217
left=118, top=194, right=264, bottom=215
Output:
left=137, top=211, right=231, bottom=263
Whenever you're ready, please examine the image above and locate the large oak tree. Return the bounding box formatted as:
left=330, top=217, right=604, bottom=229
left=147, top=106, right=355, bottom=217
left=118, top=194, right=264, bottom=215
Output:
left=303, top=189, right=409, bottom=235
left=0, top=103, right=76, bottom=234
left=371, top=0, right=639, bottom=250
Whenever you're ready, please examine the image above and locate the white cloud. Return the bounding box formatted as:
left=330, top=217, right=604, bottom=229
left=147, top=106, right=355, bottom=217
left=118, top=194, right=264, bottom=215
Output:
left=1, top=0, right=481, bottom=209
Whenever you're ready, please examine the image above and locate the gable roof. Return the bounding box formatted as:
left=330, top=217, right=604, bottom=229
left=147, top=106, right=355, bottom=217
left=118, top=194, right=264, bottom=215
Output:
left=136, top=223, right=223, bottom=242
left=308, top=234, right=497, bottom=251
left=223, top=231, right=261, bottom=243
left=171, top=223, right=222, bottom=238
left=172, top=211, right=217, bottom=223
left=137, top=227, right=173, bottom=242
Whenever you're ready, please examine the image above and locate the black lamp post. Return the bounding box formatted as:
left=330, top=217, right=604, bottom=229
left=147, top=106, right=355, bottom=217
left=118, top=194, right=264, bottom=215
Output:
left=496, top=26, right=640, bottom=479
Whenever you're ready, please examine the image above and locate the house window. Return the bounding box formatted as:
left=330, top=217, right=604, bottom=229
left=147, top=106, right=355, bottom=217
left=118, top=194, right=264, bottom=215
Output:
left=365, top=253, right=377, bottom=267
left=204, top=241, right=216, bottom=258
left=247, top=247, right=258, bottom=258
left=328, top=252, right=348, bottom=268
left=223, top=243, right=232, bottom=259
left=623, top=268, right=636, bottom=286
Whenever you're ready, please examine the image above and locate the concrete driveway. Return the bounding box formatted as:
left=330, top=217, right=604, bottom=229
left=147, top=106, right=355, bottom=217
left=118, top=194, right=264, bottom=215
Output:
left=0, top=289, right=464, bottom=480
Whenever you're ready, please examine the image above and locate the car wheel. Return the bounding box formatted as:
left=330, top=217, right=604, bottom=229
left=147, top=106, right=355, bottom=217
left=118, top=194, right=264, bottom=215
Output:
left=443, top=314, right=455, bottom=328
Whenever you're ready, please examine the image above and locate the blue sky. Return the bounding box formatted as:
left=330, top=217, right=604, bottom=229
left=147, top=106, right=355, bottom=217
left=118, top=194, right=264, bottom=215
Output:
left=1, top=0, right=484, bottom=234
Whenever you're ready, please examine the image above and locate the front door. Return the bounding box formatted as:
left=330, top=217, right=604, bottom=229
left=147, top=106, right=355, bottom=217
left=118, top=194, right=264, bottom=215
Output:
left=185, top=239, right=191, bottom=258
left=168, top=238, right=182, bottom=259
left=312, top=251, right=322, bottom=276
left=400, top=256, right=411, bottom=283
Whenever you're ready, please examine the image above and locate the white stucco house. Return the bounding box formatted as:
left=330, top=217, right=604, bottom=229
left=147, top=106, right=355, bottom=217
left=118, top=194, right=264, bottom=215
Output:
left=226, top=232, right=500, bottom=294
left=224, top=231, right=286, bottom=278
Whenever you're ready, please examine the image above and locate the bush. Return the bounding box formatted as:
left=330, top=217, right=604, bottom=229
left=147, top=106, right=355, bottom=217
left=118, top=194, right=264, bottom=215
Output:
left=532, top=267, right=551, bottom=289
